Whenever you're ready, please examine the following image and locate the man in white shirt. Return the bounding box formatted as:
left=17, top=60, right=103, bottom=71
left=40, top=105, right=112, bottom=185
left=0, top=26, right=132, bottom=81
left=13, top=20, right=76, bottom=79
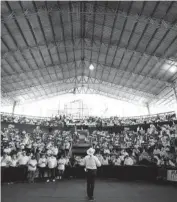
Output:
left=27, top=155, right=37, bottom=183
left=38, top=154, right=47, bottom=180
left=57, top=155, right=66, bottom=179
left=47, top=154, right=57, bottom=182
left=18, top=151, right=30, bottom=182
left=1, top=153, right=12, bottom=170
left=18, top=151, right=30, bottom=166
left=83, top=148, right=101, bottom=201
left=64, top=141, right=70, bottom=156
left=124, top=155, right=134, bottom=166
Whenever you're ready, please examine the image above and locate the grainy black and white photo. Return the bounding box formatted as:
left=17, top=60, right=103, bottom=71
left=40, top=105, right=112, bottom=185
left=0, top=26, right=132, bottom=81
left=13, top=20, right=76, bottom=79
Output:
left=1, top=1, right=177, bottom=202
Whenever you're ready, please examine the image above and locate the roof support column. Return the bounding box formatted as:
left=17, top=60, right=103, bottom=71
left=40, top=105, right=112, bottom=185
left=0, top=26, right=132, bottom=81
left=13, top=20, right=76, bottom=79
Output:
left=172, top=83, right=177, bottom=114
left=146, top=103, right=151, bottom=115
left=12, top=100, right=17, bottom=115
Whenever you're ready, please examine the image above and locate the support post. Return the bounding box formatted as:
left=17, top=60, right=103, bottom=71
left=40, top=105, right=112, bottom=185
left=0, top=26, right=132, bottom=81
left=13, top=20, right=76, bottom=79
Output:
left=172, top=84, right=177, bottom=114
left=12, top=101, right=17, bottom=115
left=146, top=103, right=150, bottom=115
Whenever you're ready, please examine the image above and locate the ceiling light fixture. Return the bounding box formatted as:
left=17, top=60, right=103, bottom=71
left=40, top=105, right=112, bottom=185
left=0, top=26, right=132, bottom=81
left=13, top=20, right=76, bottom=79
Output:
left=89, top=64, right=95, bottom=70
left=169, top=66, right=176, bottom=73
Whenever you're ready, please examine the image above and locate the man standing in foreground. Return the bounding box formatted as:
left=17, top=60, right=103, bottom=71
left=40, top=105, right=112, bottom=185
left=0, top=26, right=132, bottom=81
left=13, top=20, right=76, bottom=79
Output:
left=83, top=148, right=101, bottom=201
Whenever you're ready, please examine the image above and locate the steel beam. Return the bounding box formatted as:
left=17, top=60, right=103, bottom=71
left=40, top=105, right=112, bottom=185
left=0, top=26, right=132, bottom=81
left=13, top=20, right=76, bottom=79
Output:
left=2, top=2, right=177, bottom=32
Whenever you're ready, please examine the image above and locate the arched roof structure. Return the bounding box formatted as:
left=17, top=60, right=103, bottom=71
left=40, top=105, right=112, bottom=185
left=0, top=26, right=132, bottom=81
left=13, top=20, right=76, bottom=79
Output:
left=1, top=1, right=177, bottom=107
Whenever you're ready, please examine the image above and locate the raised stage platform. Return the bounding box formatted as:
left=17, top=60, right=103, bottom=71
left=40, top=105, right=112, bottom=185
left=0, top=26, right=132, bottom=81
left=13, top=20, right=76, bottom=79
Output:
left=1, top=179, right=177, bottom=202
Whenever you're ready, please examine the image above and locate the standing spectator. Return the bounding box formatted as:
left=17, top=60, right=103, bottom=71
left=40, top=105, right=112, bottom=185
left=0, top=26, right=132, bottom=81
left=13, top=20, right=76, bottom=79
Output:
left=64, top=140, right=70, bottom=156
left=47, top=154, right=57, bottom=182
left=1, top=153, right=12, bottom=183
left=57, top=155, right=66, bottom=180
left=7, top=154, right=18, bottom=183
left=38, top=154, right=47, bottom=180
left=18, top=151, right=30, bottom=166
left=1, top=153, right=11, bottom=167
left=27, top=155, right=37, bottom=183
left=18, top=151, right=30, bottom=182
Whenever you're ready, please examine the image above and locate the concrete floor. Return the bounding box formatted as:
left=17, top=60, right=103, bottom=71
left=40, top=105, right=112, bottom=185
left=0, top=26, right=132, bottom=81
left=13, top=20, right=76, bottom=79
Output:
left=1, top=179, right=177, bottom=202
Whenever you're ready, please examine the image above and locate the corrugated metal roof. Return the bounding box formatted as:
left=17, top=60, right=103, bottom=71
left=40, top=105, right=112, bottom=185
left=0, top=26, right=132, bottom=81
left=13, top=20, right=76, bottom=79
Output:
left=1, top=1, right=177, bottom=107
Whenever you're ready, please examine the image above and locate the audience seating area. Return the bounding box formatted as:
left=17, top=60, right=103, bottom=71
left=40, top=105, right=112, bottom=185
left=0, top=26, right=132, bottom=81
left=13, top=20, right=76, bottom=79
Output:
left=1, top=111, right=177, bottom=184
left=1, top=111, right=176, bottom=127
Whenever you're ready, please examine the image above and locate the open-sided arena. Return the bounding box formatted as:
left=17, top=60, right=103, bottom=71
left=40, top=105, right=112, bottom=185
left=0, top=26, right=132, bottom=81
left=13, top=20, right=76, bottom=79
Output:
left=1, top=1, right=177, bottom=202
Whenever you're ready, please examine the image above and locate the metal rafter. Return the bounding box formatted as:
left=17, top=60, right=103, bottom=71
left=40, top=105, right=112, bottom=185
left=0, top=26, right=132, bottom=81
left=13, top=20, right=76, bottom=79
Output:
left=85, top=57, right=172, bottom=88
left=103, top=2, right=120, bottom=82
left=129, top=6, right=177, bottom=95
left=1, top=2, right=177, bottom=108
left=142, top=21, right=177, bottom=100
left=86, top=1, right=97, bottom=80
left=2, top=57, right=173, bottom=89
left=32, top=1, right=55, bottom=96
left=94, top=1, right=108, bottom=85
left=45, top=1, right=64, bottom=80
left=3, top=84, right=148, bottom=107
left=69, top=2, right=77, bottom=81
left=111, top=2, right=134, bottom=84
left=2, top=18, right=176, bottom=55
left=2, top=35, right=177, bottom=64
left=4, top=76, right=156, bottom=100
left=1, top=10, right=46, bottom=98
left=87, top=38, right=177, bottom=78
left=113, top=2, right=161, bottom=96
left=57, top=1, right=70, bottom=78
left=115, top=1, right=146, bottom=81
left=2, top=45, right=177, bottom=78
left=2, top=2, right=177, bottom=31
left=80, top=1, right=85, bottom=82
left=1, top=60, right=81, bottom=81
left=14, top=1, right=50, bottom=97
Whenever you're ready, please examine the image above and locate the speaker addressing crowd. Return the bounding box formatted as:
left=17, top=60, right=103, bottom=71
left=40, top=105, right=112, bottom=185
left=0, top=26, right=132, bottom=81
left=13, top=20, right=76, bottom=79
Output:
left=83, top=148, right=101, bottom=201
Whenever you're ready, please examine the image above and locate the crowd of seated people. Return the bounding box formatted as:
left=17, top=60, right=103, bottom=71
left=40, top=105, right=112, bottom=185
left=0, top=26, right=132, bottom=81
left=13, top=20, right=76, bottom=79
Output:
left=87, top=123, right=177, bottom=168
left=63, top=121, right=177, bottom=169
left=1, top=111, right=176, bottom=127
left=1, top=113, right=177, bottom=184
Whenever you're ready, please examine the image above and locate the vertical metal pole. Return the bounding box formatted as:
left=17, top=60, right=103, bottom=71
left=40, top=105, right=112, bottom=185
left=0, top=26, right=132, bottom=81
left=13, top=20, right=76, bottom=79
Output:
left=12, top=101, right=17, bottom=115
left=58, top=101, right=60, bottom=114
left=146, top=103, right=150, bottom=115
left=172, top=84, right=177, bottom=114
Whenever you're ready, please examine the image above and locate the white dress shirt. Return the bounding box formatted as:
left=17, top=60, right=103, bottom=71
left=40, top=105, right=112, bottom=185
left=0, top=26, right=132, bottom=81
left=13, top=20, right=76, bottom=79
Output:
left=47, top=157, right=57, bottom=169
left=83, top=155, right=101, bottom=170
left=18, top=156, right=30, bottom=165
left=1, top=156, right=12, bottom=167
left=58, top=158, right=66, bottom=170
left=38, top=158, right=47, bottom=168
left=124, top=157, right=134, bottom=165
left=28, top=159, right=37, bottom=171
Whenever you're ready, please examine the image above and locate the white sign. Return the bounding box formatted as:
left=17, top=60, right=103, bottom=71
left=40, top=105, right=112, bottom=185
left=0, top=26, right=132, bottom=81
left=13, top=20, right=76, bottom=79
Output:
left=167, top=170, right=177, bottom=182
